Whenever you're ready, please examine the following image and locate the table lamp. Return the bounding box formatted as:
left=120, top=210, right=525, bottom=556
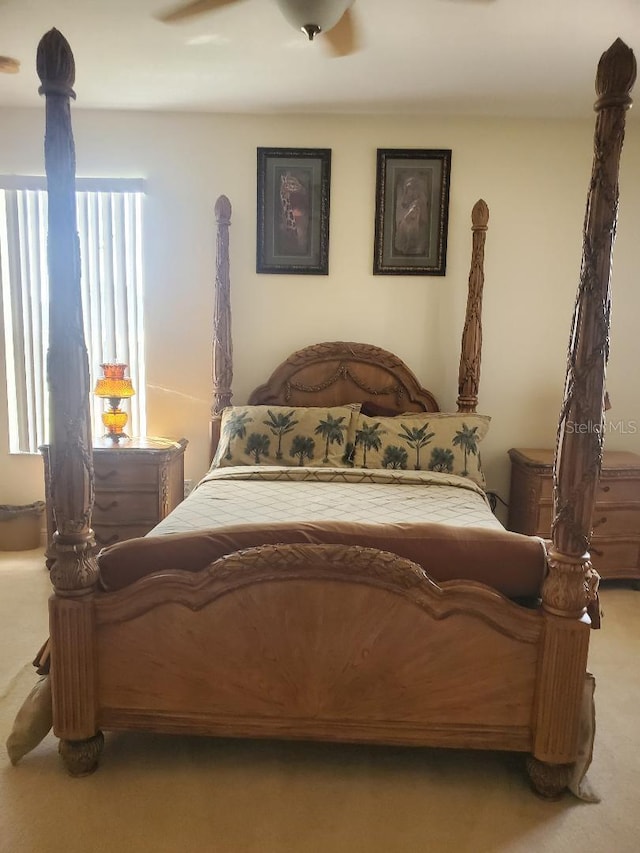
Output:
left=94, top=363, right=135, bottom=441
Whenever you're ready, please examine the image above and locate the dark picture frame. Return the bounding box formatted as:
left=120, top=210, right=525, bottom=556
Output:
left=257, top=147, right=331, bottom=275
left=373, top=148, right=452, bottom=276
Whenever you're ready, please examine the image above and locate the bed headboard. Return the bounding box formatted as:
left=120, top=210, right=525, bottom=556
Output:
left=247, top=341, right=439, bottom=413
left=209, top=198, right=490, bottom=459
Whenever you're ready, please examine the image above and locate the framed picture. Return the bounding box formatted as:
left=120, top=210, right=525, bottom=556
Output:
left=256, top=147, right=331, bottom=275
left=373, top=148, right=452, bottom=276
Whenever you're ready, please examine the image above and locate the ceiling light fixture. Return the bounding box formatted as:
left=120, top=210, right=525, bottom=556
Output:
left=277, top=0, right=353, bottom=41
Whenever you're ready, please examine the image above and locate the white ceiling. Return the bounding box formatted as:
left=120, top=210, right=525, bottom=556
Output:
left=0, top=0, right=638, bottom=118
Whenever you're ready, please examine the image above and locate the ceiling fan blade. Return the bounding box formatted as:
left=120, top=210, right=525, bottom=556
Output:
left=324, top=7, right=359, bottom=57
left=0, top=55, right=20, bottom=73
left=157, top=0, right=243, bottom=24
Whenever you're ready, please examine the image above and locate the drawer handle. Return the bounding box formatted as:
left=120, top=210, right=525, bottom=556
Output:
left=94, top=499, right=119, bottom=512
left=592, top=516, right=607, bottom=530
left=591, top=546, right=603, bottom=557
left=600, top=485, right=610, bottom=493
left=95, top=469, right=118, bottom=481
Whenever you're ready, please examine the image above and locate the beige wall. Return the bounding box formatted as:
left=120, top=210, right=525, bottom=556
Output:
left=1, top=107, right=639, bottom=514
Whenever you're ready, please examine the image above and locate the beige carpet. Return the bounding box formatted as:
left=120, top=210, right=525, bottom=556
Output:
left=1, top=549, right=639, bottom=853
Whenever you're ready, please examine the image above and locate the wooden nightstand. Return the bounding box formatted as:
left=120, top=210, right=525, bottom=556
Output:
left=507, top=447, right=640, bottom=581
left=41, top=436, right=188, bottom=549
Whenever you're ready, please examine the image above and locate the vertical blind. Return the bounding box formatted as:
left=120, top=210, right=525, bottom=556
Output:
left=0, top=178, right=146, bottom=453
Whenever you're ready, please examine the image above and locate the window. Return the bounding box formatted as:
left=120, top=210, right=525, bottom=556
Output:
left=0, top=176, right=146, bottom=453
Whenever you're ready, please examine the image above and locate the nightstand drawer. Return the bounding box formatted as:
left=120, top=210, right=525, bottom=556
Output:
left=596, top=478, right=640, bottom=503
left=93, top=491, right=159, bottom=525
left=94, top=458, right=158, bottom=489
left=533, top=476, right=640, bottom=504
left=591, top=506, right=640, bottom=536
left=94, top=523, right=155, bottom=548
left=589, top=538, right=640, bottom=580
left=535, top=503, right=640, bottom=538
left=508, top=447, right=640, bottom=581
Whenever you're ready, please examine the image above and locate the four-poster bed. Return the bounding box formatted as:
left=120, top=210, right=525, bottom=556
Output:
left=28, top=29, right=635, bottom=798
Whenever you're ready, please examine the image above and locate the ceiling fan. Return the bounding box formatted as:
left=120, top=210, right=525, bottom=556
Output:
left=0, top=55, right=20, bottom=73
left=158, top=0, right=360, bottom=57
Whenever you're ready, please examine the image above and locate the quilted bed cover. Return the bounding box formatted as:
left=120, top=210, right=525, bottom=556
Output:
left=97, top=466, right=547, bottom=596
left=151, top=466, right=502, bottom=535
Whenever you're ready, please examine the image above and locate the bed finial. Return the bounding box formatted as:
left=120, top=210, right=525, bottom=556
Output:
left=214, top=194, right=232, bottom=224
left=547, top=38, right=635, bottom=621
left=595, top=38, right=636, bottom=109
left=37, top=29, right=97, bottom=595
left=36, top=28, right=76, bottom=98
left=457, top=199, right=489, bottom=414
left=211, top=194, right=233, bottom=461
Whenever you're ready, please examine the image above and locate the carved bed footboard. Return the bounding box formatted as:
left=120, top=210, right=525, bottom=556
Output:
left=49, top=540, right=588, bottom=796
left=51, top=544, right=554, bottom=755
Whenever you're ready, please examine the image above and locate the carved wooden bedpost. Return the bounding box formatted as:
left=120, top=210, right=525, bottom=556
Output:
left=548, top=39, right=635, bottom=612
left=457, top=199, right=489, bottom=414
left=210, top=195, right=233, bottom=461
left=528, top=39, right=636, bottom=799
left=37, top=29, right=97, bottom=593
left=37, top=29, right=103, bottom=775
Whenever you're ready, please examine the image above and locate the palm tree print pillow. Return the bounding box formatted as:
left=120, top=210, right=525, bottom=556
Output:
left=352, top=413, right=490, bottom=487
left=212, top=404, right=361, bottom=469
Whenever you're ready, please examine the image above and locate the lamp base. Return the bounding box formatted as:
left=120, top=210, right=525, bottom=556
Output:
left=101, top=404, right=129, bottom=441
left=102, top=430, right=130, bottom=443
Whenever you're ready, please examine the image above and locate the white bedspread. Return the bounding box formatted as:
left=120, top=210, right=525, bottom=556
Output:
left=151, top=466, right=502, bottom=536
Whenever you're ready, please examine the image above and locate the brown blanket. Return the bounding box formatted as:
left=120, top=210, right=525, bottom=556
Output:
left=97, top=520, right=547, bottom=599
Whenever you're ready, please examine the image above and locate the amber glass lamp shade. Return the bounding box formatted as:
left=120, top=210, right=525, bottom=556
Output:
left=94, top=363, right=135, bottom=441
